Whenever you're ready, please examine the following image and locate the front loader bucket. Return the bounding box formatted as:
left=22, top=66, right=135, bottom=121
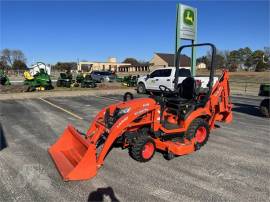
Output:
left=48, top=124, right=97, bottom=181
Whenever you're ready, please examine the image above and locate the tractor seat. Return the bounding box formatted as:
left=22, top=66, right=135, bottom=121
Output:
left=165, top=77, right=197, bottom=110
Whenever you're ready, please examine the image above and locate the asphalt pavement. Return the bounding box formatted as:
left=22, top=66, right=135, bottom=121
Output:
left=0, top=94, right=269, bottom=202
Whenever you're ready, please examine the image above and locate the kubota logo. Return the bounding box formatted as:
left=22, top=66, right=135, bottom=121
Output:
left=183, top=9, right=194, bottom=26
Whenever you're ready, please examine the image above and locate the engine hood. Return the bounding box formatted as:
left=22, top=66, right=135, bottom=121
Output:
left=116, top=97, right=156, bottom=110
left=137, top=76, right=147, bottom=82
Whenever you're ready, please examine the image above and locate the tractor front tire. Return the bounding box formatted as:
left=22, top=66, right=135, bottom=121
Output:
left=137, top=83, right=146, bottom=94
left=260, top=99, right=270, bottom=118
left=186, top=118, right=210, bottom=150
left=164, top=152, right=175, bottom=160
left=130, top=136, right=155, bottom=162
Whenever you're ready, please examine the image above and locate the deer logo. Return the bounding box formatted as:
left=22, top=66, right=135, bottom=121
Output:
left=183, top=9, right=194, bottom=26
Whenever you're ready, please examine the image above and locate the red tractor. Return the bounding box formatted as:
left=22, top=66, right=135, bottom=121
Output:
left=49, top=43, right=233, bottom=181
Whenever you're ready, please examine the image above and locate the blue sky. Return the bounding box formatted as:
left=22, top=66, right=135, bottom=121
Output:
left=1, top=1, right=269, bottom=65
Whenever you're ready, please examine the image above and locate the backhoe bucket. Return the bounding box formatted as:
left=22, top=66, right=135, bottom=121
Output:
left=48, top=125, right=97, bottom=181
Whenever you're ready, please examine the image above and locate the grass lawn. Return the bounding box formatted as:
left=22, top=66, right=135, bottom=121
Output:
left=197, top=69, right=270, bottom=95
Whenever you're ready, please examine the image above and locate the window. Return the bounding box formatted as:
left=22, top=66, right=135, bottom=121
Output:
left=178, top=68, right=191, bottom=77
left=150, top=69, right=172, bottom=78
left=161, top=69, right=172, bottom=77
left=150, top=70, right=160, bottom=78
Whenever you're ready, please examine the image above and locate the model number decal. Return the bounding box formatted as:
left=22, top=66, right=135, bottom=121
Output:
left=134, top=108, right=148, bottom=116
left=116, top=117, right=128, bottom=128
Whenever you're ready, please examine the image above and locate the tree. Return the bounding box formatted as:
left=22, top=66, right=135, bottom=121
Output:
left=0, top=48, right=26, bottom=68
left=1, top=49, right=12, bottom=66
left=255, top=60, right=269, bottom=72
left=138, top=60, right=150, bottom=66
left=203, top=50, right=225, bottom=69
left=222, top=50, right=230, bottom=67
left=122, top=58, right=140, bottom=66
left=238, top=47, right=252, bottom=69
left=0, top=59, right=9, bottom=70
left=12, top=50, right=26, bottom=62
left=252, top=50, right=264, bottom=64
left=228, top=64, right=238, bottom=72
left=12, top=60, right=27, bottom=70
left=227, top=50, right=240, bottom=71
left=215, top=54, right=225, bottom=69
left=53, top=62, right=77, bottom=71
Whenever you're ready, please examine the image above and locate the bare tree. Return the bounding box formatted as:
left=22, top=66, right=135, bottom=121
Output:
left=0, top=48, right=26, bottom=68
left=12, top=50, right=26, bottom=62
left=1, top=49, right=13, bottom=66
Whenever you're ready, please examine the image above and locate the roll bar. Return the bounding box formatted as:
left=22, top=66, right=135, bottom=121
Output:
left=174, top=43, right=216, bottom=99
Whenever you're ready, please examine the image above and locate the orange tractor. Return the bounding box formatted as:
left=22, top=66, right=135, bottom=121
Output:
left=49, top=43, right=233, bottom=181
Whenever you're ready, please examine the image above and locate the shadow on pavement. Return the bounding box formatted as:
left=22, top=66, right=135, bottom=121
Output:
left=233, top=103, right=262, bottom=117
left=0, top=123, right=8, bottom=151
left=88, top=187, right=119, bottom=202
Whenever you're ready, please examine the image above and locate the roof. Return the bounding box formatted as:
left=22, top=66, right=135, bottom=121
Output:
left=155, top=53, right=191, bottom=66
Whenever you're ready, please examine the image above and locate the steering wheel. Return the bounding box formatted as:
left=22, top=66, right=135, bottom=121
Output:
left=159, top=85, right=173, bottom=94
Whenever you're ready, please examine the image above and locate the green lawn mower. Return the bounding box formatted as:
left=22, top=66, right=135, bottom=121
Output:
left=76, top=73, right=84, bottom=84
left=116, top=75, right=124, bottom=82
left=122, top=75, right=138, bottom=87
left=24, top=64, right=53, bottom=92
left=56, top=72, right=73, bottom=88
left=0, top=69, right=11, bottom=86
left=259, top=83, right=270, bottom=118
left=80, top=74, right=96, bottom=88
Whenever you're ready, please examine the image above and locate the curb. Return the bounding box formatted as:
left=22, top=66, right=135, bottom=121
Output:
left=0, top=88, right=137, bottom=101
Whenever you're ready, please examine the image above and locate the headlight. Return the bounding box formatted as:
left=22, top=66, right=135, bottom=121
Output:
left=118, top=107, right=130, bottom=115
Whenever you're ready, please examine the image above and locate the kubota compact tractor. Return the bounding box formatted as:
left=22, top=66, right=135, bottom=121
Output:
left=49, top=43, right=233, bottom=181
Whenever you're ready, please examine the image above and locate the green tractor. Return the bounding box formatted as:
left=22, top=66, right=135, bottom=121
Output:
left=80, top=74, right=96, bottom=88
left=259, top=84, right=270, bottom=118
left=0, top=69, right=11, bottom=86
left=56, top=72, right=73, bottom=88
left=122, top=75, right=138, bottom=87
left=116, top=75, right=124, bottom=82
left=75, top=72, right=84, bottom=86
left=23, top=63, right=53, bottom=92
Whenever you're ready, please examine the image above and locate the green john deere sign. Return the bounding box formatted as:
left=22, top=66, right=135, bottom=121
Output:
left=183, top=9, right=194, bottom=26
left=175, top=3, right=198, bottom=76
left=178, top=4, right=197, bottom=40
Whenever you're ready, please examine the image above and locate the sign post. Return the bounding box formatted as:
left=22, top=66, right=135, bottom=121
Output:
left=175, top=3, right=197, bottom=76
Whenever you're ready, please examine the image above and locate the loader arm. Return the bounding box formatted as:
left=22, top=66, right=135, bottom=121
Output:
left=49, top=99, right=159, bottom=180
left=87, top=104, right=158, bottom=166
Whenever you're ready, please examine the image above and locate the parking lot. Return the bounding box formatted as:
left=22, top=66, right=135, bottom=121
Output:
left=0, top=93, right=269, bottom=202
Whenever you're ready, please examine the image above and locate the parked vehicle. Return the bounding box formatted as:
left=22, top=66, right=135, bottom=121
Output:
left=90, top=71, right=116, bottom=82
left=116, top=75, right=124, bottom=82
left=122, top=75, right=138, bottom=87
left=0, top=69, right=11, bottom=85
left=259, top=83, right=270, bottom=117
left=56, top=72, right=73, bottom=88
left=24, top=68, right=53, bottom=92
left=137, top=67, right=218, bottom=94
left=81, top=74, right=96, bottom=88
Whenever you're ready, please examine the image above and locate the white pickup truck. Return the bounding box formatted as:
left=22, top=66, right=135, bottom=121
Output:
left=137, top=67, right=218, bottom=94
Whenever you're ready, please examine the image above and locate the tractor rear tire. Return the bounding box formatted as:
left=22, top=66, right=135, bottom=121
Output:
left=186, top=118, right=210, bottom=150
left=130, top=136, right=155, bottom=162
left=260, top=99, right=270, bottom=118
